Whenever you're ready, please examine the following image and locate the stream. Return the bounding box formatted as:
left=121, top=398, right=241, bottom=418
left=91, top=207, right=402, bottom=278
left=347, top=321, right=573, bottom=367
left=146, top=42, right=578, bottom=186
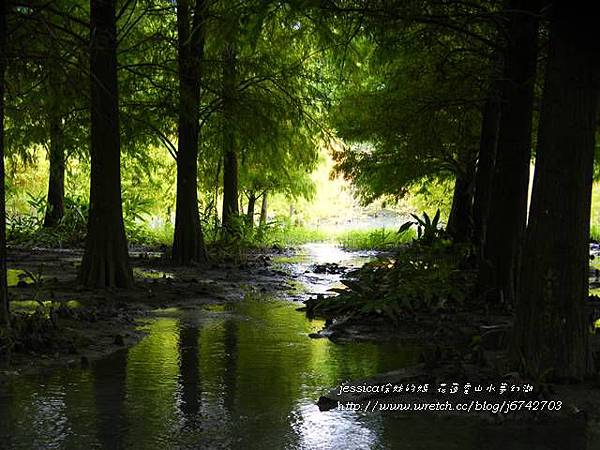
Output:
left=0, top=244, right=591, bottom=449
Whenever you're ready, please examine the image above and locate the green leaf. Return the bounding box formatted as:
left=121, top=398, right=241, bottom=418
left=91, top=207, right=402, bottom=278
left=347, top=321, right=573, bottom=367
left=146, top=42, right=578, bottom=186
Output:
left=398, top=221, right=414, bottom=234
left=432, top=209, right=441, bottom=228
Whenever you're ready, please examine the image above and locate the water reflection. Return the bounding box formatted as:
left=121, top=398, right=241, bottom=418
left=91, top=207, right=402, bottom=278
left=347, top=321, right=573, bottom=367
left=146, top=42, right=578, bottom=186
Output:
left=0, top=297, right=420, bottom=449
left=178, top=324, right=200, bottom=423
left=0, top=244, right=592, bottom=449
left=94, top=350, right=128, bottom=449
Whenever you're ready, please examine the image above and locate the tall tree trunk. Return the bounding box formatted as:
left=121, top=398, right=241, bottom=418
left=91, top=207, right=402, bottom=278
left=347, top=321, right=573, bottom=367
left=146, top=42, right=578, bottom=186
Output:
left=472, top=88, right=501, bottom=248
left=43, top=47, right=65, bottom=227
left=510, top=3, right=600, bottom=381
left=221, top=42, right=238, bottom=233
left=480, top=0, right=540, bottom=303
left=172, top=0, right=208, bottom=265
left=472, top=45, right=503, bottom=249
left=213, top=155, right=221, bottom=231
left=43, top=111, right=65, bottom=227
left=80, top=0, right=132, bottom=288
left=246, top=191, right=256, bottom=228
left=446, top=149, right=476, bottom=242
left=259, top=192, right=268, bottom=226
left=0, top=0, right=9, bottom=329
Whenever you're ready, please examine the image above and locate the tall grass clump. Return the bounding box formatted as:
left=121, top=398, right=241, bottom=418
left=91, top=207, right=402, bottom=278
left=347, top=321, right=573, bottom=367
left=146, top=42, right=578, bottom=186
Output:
left=337, top=228, right=415, bottom=250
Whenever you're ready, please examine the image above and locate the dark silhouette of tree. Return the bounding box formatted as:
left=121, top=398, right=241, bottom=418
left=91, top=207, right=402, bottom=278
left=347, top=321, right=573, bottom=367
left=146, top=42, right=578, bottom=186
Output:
left=479, top=0, right=541, bottom=303
left=221, top=37, right=239, bottom=235
left=472, top=72, right=501, bottom=252
left=79, top=0, right=132, bottom=288
left=511, top=1, right=600, bottom=381
left=172, top=0, right=208, bottom=265
left=43, top=61, right=66, bottom=227
left=446, top=146, right=477, bottom=242
left=0, top=0, right=9, bottom=329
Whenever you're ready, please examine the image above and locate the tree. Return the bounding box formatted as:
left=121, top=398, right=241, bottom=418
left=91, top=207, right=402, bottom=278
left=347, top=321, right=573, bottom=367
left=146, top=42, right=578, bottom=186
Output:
left=220, top=28, right=239, bottom=234
left=79, top=0, right=132, bottom=288
left=0, top=0, right=9, bottom=328
left=43, top=61, right=66, bottom=227
left=259, top=191, right=268, bottom=225
left=172, top=0, right=208, bottom=265
left=479, top=0, right=541, bottom=303
left=472, top=73, right=501, bottom=250
left=3, top=1, right=90, bottom=229
left=510, top=2, right=600, bottom=381
left=446, top=145, right=477, bottom=242
left=330, top=27, right=485, bottom=230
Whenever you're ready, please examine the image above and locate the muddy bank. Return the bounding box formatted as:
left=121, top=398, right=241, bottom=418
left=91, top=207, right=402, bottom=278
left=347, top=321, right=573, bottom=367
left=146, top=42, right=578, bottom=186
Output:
left=1, top=246, right=299, bottom=377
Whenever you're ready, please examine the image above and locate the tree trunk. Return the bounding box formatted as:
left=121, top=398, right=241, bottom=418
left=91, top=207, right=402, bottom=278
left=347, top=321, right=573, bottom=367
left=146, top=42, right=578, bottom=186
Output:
left=79, top=0, right=132, bottom=288
left=480, top=0, right=540, bottom=303
left=0, top=0, right=9, bottom=328
left=446, top=148, right=476, bottom=242
left=43, top=111, right=65, bottom=227
left=472, top=89, right=501, bottom=247
left=510, top=3, right=600, bottom=381
left=259, top=192, right=268, bottom=226
left=172, top=0, right=208, bottom=265
left=43, top=46, right=66, bottom=227
left=246, top=192, right=256, bottom=228
left=221, top=42, right=239, bottom=233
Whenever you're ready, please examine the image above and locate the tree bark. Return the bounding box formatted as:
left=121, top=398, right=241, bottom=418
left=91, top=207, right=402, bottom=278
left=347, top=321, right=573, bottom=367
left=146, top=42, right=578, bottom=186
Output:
left=259, top=192, right=268, bottom=226
left=480, top=0, right=540, bottom=303
left=472, top=87, right=501, bottom=248
left=79, top=0, right=132, bottom=288
left=43, top=42, right=66, bottom=227
left=510, top=3, right=600, bottom=381
left=0, top=0, right=9, bottom=328
left=246, top=191, right=256, bottom=228
left=43, top=109, right=65, bottom=227
left=221, top=41, right=239, bottom=234
left=446, top=148, right=476, bottom=242
left=172, top=0, right=208, bottom=265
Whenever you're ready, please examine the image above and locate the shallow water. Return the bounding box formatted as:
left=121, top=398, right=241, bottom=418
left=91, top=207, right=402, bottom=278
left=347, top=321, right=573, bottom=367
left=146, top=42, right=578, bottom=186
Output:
left=0, top=244, right=592, bottom=449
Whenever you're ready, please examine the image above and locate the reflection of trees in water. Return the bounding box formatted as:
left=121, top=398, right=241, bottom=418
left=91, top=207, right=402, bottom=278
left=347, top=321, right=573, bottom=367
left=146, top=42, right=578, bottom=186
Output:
left=93, top=349, right=128, bottom=449
left=222, top=318, right=238, bottom=418
left=178, top=323, right=200, bottom=423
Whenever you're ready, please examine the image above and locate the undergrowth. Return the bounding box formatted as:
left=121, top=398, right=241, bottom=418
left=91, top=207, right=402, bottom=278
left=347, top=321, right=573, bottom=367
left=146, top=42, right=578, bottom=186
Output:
left=337, top=228, right=415, bottom=250
left=308, top=238, right=476, bottom=323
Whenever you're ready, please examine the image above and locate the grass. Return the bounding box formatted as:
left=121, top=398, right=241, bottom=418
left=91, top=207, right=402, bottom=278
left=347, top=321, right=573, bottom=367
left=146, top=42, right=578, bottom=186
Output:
left=6, top=208, right=413, bottom=252
left=592, top=224, right=600, bottom=242
left=266, top=225, right=329, bottom=246
left=336, top=228, right=415, bottom=251
left=261, top=225, right=415, bottom=250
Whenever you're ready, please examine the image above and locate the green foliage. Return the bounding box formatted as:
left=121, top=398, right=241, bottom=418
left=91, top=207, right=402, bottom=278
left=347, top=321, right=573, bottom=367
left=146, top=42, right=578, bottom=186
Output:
left=337, top=228, right=414, bottom=250
left=310, top=240, right=476, bottom=323
left=7, top=310, right=63, bottom=353
left=328, top=5, right=490, bottom=209
left=592, top=224, right=600, bottom=242
left=213, top=214, right=328, bottom=251
left=398, top=209, right=446, bottom=244
left=7, top=195, right=88, bottom=247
